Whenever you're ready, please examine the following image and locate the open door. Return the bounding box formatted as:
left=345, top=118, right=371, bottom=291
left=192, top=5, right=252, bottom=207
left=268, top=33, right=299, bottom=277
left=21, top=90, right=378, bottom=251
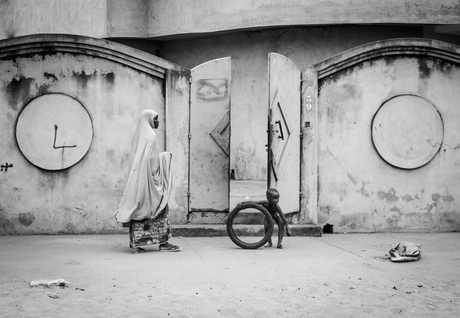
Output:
left=189, top=57, right=232, bottom=214
left=268, top=53, right=300, bottom=214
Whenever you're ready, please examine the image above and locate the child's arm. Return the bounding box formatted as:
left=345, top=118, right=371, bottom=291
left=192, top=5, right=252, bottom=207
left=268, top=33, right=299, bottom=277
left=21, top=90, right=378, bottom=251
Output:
left=276, top=204, right=292, bottom=236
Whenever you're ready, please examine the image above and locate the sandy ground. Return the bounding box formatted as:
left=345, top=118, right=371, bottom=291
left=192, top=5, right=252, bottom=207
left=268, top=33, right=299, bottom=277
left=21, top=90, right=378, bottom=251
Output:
left=1, top=232, right=459, bottom=318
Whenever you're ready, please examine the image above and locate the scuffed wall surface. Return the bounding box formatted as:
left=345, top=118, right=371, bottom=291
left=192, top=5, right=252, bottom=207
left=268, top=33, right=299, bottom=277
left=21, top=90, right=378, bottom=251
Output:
left=0, top=51, right=169, bottom=234
left=317, top=56, right=460, bottom=232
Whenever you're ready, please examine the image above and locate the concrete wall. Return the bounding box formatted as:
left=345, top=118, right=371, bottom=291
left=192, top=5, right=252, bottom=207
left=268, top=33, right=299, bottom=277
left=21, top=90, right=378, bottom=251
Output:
left=149, top=0, right=460, bottom=38
left=309, top=39, right=460, bottom=232
left=0, top=35, right=190, bottom=234
left=158, top=25, right=423, bottom=180
left=1, top=0, right=459, bottom=41
left=0, top=0, right=107, bottom=39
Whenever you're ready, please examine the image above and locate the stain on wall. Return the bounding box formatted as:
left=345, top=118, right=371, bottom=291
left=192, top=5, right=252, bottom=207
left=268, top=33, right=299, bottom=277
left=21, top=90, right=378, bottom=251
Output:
left=4, top=77, right=34, bottom=111
left=18, top=212, right=35, bottom=226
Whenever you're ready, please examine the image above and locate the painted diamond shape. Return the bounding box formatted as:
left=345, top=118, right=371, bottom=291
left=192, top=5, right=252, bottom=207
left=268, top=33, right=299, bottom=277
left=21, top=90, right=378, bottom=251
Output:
left=210, top=111, right=230, bottom=156
left=270, top=90, right=291, bottom=167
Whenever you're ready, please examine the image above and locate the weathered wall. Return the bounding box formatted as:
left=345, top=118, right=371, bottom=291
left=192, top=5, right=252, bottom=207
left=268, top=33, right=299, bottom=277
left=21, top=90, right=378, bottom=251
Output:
left=0, top=35, right=190, bottom=234
left=2, top=0, right=459, bottom=41
left=314, top=41, right=460, bottom=232
left=149, top=0, right=460, bottom=38
left=0, top=0, right=107, bottom=39
left=159, top=25, right=423, bottom=180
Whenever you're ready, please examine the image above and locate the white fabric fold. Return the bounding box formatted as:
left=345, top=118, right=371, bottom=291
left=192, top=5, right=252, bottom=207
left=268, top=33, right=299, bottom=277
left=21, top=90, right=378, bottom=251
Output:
left=115, top=109, right=172, bottom=223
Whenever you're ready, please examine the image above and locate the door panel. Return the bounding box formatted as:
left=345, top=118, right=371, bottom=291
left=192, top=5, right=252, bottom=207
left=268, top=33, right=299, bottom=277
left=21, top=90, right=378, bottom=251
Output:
left=190, top=57, right=231, bottom=212
left=268, top=53, right=300, bottom=213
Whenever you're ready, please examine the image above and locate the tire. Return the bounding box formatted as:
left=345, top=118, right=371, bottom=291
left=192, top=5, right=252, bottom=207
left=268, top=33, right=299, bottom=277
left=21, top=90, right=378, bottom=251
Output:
left=226, top=202, right=274, bottom=249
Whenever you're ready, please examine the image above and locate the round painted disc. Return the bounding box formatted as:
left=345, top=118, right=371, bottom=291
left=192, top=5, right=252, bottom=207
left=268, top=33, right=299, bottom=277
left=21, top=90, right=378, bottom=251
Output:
left=16, top=94, right=93, bottom=170
left=372, top=95, right=443, bottom=169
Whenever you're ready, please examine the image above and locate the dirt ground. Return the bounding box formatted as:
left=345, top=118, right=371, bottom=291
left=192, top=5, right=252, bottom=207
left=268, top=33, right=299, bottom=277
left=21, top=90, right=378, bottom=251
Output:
left=1, top=232, right=459, bottom=317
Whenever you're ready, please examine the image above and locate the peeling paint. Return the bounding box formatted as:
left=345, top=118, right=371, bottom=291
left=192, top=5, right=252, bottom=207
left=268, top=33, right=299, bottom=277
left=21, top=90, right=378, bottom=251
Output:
left=402, top=194, right=413, bottom=202
left=389, top=206, right=401, bottom=213
left=417, top=58, right=433, bottom=79
left=356, top=181, right=370, bottom=197
left=338, top=212, right=368, bottom=230
left=0, top=208, right=16, bottom=235
left=63, top=222, right=77, bottom=233
left=385, top=215, right=401, bottom=229
left=103, top=72, right=115, bottom=85
left=377, top=188, right=399, bottom=203
left=4, top=77, right=34, bottom=111
left=439, top=211, right=460, bottom=225
left=18, top=212, right=35, bottom=226
left=38, top=170, right=70, bottom=190
left=432, top=193, right=454, bottom=202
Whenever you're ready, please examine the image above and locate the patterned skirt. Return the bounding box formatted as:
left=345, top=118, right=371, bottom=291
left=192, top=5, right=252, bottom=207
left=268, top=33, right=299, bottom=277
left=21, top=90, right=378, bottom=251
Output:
left=129, top=207, right=172, bottom=248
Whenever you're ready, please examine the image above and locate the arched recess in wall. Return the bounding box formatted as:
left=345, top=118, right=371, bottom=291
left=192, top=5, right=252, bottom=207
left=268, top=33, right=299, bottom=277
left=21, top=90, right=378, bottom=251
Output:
left=0, top=34, right=191, bottom=234
left=300, top=38, right=460, bottom=229
left=0, top=34, right=185, bottom=78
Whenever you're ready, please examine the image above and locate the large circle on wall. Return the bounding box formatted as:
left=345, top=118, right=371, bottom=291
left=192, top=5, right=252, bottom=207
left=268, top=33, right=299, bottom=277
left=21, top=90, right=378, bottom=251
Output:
left=371, top=94, right=443, bottom=169
left=16, top=93, right=93, bottom=171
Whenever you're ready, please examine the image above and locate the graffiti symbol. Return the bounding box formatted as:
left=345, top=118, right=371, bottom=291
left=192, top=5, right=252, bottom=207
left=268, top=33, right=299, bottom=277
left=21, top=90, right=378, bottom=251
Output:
left=53, top=125, right=76, bottom=149
left=1, top=163, right=13, bottom=172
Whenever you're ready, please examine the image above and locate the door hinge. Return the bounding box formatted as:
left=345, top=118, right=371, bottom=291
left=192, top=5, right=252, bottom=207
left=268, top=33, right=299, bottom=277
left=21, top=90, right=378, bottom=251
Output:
left=189, top=77, right=192, bottom=84
left=187, top=191, right=191, bottom=197
left=188, top=133, right=192, bottom=139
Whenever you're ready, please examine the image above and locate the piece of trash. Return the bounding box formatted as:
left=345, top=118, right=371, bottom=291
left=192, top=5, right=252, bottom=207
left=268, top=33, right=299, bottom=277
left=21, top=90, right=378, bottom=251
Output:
left=46, top=292, right=60, bottom=299
left=392, top=286, right=398, bottom=290
left=30, top=279, right=70, bottom=288
left=417, top=284, right=423, bottom=288
left=76, top=287, right=85, bottom=291
left=244, top=196, right=250, bottom=199
left=388, top=242, right=421, bottom=262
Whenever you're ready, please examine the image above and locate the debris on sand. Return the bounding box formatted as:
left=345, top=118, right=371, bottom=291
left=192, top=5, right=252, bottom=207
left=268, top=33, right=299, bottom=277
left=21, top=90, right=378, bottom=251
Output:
left=30, top=279, right=70, bottom=288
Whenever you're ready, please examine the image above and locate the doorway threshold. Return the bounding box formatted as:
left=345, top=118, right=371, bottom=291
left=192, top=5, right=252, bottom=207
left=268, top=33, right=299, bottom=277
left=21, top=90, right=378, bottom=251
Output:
left=230, top=179, right=266, bottom=209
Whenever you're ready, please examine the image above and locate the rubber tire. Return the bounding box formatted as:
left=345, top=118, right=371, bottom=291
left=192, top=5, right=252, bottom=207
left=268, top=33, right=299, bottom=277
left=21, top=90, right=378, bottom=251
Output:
left=226, top=202, right=274, bottom=249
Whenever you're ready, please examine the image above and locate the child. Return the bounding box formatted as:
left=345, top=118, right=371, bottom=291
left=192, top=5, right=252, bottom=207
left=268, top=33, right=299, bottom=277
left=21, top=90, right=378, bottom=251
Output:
left=240, top=188, right=291, bottom=248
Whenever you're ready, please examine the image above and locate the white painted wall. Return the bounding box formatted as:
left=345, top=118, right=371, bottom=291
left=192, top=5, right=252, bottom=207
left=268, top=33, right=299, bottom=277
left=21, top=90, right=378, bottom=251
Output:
left=0, top=35, right=189, bottom=234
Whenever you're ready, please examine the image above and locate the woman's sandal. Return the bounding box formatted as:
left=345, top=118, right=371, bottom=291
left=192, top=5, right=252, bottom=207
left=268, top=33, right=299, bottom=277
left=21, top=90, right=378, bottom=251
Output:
left=159, top=243, right=182, bottom=252
left=130, top=247, right=146, bottom=254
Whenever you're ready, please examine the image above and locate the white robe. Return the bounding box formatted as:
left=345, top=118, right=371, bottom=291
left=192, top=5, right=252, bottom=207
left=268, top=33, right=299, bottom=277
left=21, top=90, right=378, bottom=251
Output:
left=114, top=109, right=172, bottom=223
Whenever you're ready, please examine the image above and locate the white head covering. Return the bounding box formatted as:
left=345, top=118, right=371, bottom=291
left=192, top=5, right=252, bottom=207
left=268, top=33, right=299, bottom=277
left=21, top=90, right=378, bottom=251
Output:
left=115, top=109, right=172, bottom=223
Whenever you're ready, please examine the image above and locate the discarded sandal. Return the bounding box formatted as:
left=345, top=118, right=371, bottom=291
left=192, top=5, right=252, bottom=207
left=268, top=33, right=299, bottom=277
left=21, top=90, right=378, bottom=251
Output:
left=159, top=243, right=182, bottom=252
left=130, top=247, right=145, bottom=254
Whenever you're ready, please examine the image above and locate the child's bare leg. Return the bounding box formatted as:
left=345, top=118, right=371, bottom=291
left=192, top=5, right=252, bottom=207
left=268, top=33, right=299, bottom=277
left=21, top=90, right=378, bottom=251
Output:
left=276, top=217, right=285, bottom=248
left=279, top=213, right=292, bottom=236
left=264, top=217, right=273, bottom=247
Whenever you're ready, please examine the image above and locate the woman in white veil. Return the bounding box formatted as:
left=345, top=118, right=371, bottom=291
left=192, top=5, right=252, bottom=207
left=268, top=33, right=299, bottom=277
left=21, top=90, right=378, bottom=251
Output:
left=115, top=109, right=181, bottom=253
